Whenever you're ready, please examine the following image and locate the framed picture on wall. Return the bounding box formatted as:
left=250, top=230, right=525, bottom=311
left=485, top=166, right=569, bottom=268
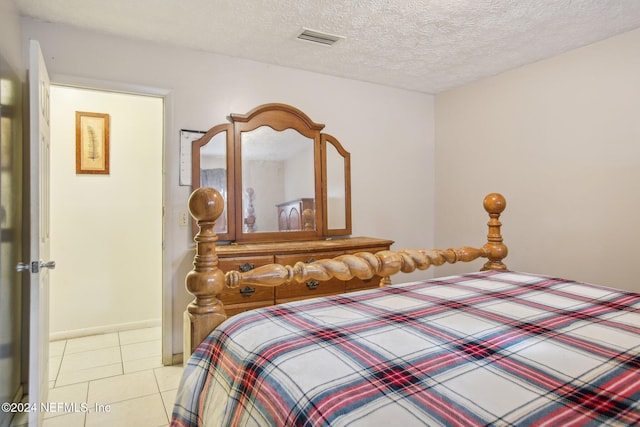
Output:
left=76, top=111, right=110, bottom=174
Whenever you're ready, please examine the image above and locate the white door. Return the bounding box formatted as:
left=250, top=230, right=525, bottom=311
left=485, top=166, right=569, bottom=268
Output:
left=23, top=39, right=53, bottom=427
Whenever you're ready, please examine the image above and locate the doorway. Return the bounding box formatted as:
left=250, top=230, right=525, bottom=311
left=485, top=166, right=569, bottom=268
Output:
left=48, top=86, right=163, bottom=381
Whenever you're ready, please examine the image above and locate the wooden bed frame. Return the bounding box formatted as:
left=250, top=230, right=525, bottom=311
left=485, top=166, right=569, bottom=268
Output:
left=183, top=188, right=508, bottom=356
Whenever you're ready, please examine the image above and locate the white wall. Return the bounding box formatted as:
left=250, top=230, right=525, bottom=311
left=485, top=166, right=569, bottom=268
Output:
left=22, top=19, right=435, bottom=355
left=434, top=28, right=640, bottom=293
left=49, top=86, right=163, bottom=336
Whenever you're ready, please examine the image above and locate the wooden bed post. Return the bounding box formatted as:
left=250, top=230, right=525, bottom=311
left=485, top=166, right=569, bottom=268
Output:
left=184, top=187, right=227, bottom=358
left=481, top=193, right=508, bottom=271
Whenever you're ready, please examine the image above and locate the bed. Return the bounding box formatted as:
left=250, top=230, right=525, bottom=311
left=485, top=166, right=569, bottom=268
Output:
left=172, top=189, right=640, bottom=426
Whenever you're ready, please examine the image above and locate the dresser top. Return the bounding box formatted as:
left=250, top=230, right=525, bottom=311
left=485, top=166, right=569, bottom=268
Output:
left=214, top=236, right=394, bottom=257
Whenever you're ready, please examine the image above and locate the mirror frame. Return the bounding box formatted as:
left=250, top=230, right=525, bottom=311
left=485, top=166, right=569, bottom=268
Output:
left=192, top=103, right=352, bottom=243
left=191, top=123, right=235, bottom=241
left=321, top=134, right=352, bottom=236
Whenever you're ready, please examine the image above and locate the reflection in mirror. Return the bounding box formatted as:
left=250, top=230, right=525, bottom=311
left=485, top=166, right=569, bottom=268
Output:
left=241, top=126, right=315, bottom=233
left=326, top=143, right=346, bottom=230
left=200, top=131, right=228, bottom=233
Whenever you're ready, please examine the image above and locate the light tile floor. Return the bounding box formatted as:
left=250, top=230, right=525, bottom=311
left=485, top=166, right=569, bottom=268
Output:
left=10, top=327, right=183, bottom=427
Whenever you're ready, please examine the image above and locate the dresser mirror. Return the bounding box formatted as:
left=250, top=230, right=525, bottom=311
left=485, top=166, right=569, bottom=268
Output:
left=192, top=103, right=351, bottom=243
left=191, top=123, right=234, bottom=240
left=322, top=134, right=351, bottom=233
left=240, top=127, right=316, bottom=234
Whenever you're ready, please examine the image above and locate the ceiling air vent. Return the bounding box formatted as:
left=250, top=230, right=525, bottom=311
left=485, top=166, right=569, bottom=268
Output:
left=296, top=28, right=344, bottom=46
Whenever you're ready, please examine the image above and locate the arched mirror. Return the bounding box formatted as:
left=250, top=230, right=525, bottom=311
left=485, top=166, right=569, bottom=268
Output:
left=322, top=134, right=351, bottom=236
left=192, top=103, right=351, bottom=243
left=191, top=123, right=234, bottom=241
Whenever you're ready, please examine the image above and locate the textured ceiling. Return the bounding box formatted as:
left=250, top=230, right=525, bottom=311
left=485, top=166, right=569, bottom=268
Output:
left=15, top=0, right=640, bottom=94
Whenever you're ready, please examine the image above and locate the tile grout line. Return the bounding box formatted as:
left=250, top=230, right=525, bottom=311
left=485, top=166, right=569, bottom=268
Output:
left=52, top=340, right=65, bottom=388
left=118, top=330, right=125, bottom=377
left=152, top=365, right=171, bottom=423
left=83, top=374, right=89, bottom=427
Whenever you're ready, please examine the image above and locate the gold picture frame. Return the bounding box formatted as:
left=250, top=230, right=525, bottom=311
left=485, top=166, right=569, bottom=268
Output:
left=76, top=111, right=110, bottom=174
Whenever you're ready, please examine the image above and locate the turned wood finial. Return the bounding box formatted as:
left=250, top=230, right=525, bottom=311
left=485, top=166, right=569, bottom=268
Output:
left=188, top=187, right=225, bottom=224
left=184, top=187, right=227, bottom=355
left=481, top=193, right=508, bottom=271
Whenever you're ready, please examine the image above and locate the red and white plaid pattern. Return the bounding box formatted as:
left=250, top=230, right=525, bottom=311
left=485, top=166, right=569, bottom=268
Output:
left=171, top=271, right=640, bottom=426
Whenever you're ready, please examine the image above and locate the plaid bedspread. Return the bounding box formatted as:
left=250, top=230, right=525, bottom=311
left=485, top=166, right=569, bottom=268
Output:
left=171, top=271, right=640, bottom=426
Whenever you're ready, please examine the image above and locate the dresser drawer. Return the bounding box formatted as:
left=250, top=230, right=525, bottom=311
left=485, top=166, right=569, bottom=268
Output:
left=274, top=251, right=345, bottom=301
left=217, top=255, right=275, bottom=305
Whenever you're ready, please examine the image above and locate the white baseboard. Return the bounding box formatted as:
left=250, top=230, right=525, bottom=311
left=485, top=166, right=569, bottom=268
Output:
left=49, top=319, right=162, bottom=341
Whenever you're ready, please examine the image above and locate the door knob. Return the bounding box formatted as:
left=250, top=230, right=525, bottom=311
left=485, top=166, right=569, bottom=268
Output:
left=16, top=260, right=56, bottom=273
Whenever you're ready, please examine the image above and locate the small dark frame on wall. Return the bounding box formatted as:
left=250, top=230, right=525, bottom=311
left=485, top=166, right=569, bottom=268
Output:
left=76, top=111, right=110, bottom=174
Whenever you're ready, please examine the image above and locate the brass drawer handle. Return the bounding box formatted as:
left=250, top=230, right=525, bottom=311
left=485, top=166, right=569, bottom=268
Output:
left=306, top=280, right=320, bottom=290
left=239, top=286, right=256, bottom=296
left=239, top=263, right=255, bottom=272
